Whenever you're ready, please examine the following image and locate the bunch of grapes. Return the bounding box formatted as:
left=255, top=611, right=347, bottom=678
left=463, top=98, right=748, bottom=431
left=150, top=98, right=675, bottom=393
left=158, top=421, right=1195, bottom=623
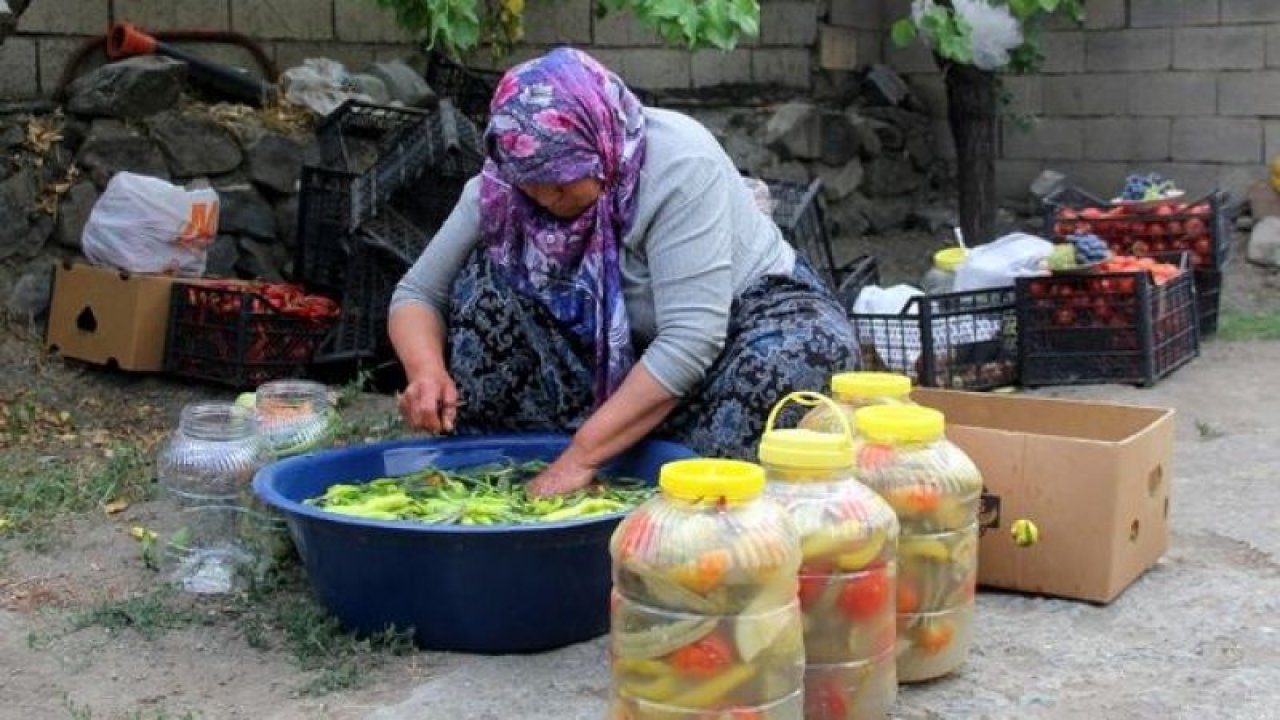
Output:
left=1121, top=173, right=1178, bottom=202
left=1069, top=233, right=1110, bottom=264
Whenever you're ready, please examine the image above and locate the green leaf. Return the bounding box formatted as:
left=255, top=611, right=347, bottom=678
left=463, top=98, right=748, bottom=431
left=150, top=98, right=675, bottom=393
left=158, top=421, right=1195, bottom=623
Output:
left=891, top=18, right=918, bottom=47
left=1038, top=0, right=1061, bottom=11
left=1008, top=0, right=1037, bottom=20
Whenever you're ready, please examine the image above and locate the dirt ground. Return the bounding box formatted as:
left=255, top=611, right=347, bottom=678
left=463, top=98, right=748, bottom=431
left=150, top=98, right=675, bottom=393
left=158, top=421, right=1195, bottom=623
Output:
left=1, top=243, right=1278, bottom=719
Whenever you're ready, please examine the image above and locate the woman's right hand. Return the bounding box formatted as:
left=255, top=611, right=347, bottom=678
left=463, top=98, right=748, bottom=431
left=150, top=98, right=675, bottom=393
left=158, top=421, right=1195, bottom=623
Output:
left=398, top=366, right=459, bottom=434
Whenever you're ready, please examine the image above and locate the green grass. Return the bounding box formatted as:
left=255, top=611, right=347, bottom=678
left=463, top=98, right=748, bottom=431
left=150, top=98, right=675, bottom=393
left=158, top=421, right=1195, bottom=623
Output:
left=1217, top=311, right=1280, bottom=341
left=0, top=443, right=153, bottom=550
left=61, top=695, right=201, bottom=719
left=70, top=586, right=205, bottom=641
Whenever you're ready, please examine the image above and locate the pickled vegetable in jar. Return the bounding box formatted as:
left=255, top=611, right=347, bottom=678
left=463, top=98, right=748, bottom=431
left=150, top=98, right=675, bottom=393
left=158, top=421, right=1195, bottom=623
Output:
left=851, top=406, right=983, bottom=684
left=921, top=248, right=967, bottom=295
left=610, top=459, right=805, bottom=720
left=759, top=393, right=900, bottom=720
left=799, top=372, right=914, bottom=436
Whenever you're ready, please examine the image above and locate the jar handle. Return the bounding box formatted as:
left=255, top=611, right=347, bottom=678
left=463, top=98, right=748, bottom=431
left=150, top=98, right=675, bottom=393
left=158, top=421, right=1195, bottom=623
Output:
left=764, top=391, right=854, bottom=442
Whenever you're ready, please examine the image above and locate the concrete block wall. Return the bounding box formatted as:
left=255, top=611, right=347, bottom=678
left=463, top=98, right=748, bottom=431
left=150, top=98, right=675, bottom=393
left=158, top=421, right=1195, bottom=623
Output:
left=877, top=0, right=1280, bottom=200
left=8, top=0, right=828, bottom=101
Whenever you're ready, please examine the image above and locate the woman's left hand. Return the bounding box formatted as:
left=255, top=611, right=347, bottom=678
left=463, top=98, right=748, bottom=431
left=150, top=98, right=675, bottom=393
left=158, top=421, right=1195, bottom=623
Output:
left=527, top=446, right=599, bottom=497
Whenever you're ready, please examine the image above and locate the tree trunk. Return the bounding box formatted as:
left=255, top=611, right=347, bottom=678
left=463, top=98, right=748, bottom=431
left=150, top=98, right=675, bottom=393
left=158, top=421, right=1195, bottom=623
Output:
left=944, top=62, right=998, bottom=245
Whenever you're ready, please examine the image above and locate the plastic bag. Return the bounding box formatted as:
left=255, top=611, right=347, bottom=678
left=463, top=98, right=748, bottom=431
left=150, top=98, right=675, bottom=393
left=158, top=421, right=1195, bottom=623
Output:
left=952, top=233, right=1053, bottom=292
left=281, top=58, right=372, bottom=116
left=852, top=283, right=1002, bottom=375
left=82, top=172, right=219, bottom=276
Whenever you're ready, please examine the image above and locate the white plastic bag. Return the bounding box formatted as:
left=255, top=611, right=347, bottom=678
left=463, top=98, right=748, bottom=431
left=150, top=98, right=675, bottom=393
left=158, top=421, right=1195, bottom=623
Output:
left=281, top=58, right=372, bottom=116
left=953, top=232, right=1053, bottom=292
left=852, top=283, right=1003, bottom=374
left=82, top=172, right=219, bottom=276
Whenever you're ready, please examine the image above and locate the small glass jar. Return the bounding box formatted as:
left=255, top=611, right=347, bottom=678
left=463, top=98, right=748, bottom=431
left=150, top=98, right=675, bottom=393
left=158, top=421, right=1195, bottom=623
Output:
left=760, top=393, right=900, bottom=720
left=156, top=402, right=270, bottom=594
left=921, top=248, right=968, bottom=295
left=610, top=459, right=805, bottom=719
left=800, top=372, right=914, bottom=436
left=252, top=379, right=334, bottom=458
left=851, top=405, right=983, bottom=683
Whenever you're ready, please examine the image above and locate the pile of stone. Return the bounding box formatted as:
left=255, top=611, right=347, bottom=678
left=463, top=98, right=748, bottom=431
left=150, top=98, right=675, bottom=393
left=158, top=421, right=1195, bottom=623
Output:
left=1, top=53, right=437, bottom=321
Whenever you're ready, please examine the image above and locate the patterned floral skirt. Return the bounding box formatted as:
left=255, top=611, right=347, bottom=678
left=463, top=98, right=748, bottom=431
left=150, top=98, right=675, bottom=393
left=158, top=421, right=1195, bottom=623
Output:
left=447, top=252, right=860, bottom=459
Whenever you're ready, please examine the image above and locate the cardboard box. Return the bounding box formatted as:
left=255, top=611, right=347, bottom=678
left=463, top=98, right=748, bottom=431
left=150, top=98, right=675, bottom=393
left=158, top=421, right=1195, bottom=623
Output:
left=913, top=388, right=1175, bottom=604
left=45, top=261, right=179, bottom=371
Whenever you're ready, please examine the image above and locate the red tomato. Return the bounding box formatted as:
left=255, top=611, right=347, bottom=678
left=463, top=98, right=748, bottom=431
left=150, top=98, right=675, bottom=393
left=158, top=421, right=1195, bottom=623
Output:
left=669, top=634, right=735, bottom=678
left=1092, top=298, right=1114, bottom=324
left=1053, top=307, right=1077, bottom=327
left=836, top=570, right=890, bottom=621
left=1193, top=237, right=1213, bottom=257
left=1028, top=281, right=1048, bottom=298
left=1185, top=218, right=1207, bottom=235
left=804, top=677, right=850, bottom=719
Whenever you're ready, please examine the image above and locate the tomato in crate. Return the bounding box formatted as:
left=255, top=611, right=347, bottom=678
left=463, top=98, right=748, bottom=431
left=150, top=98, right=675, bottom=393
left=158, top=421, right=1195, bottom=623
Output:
left=165, top=280, right=340, bottom=389
left=1016, top=254, right=1199, bottom=387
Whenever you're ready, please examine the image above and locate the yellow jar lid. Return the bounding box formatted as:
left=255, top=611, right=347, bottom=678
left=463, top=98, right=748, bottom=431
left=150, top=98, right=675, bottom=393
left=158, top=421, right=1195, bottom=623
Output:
left=854, top=405, right=945, bottom=444
left=831, top=371, right=913, bottom=401
left=660, top=459, right=766, bottom=502
left=933, top=247, right=968, bottom=272
left=758, top=428, right=853, bottom=471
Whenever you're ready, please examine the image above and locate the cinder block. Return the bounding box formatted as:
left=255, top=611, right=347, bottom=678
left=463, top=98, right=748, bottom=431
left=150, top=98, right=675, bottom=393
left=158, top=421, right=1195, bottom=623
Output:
left=995, top=159, right=1045, bottom=201
left=1265, top=121, right=1280, bottom=162
left=38, top=37, right=104, bottom=95
left=1130, top=0, right=1220, bottom=28
left=1218, top=71, right=1280, bottom=115
left=906, top=73, right=946, bottom=118
left=275, top=41, right=376, bottom=73
left=818, top=25, right=859, bottom=71
left=1086, top=29, right=1172, bottom=72
left=593, top=11, right=663, bottom=46
left=333, top=0, right=412, bottom=43
left=1140, top=163, right=1224, bottom=198
left=1222, top=0, right=1280, bottom=24
left=114, top=0, right=230, bottom=30
left=233, top=0, right=333, bottom=40
left=829, top=0, right=882, bottom=31
left=883, top=37, right=936, bottom=74
left=522, top=0, right=592, bottom=45
left=1217, top=164, right=1263, bottom=195
left=0, top=38, right=39, bottom=99
left=856, top=30, right=881, bottom=67
left=752, top=48, right=810, bottom=88
left=1002, top=117, right=1083, bottom=160
left=1040, top=31, right=1085, bottom=74
left=1002, top=75, right=1043, bottom=117
left=616, top=49, right=692, bottom=90
left=1171, top=117, right=1262, bottom=163
left=18, top=0, right=109, bottom=34
left=1266, top=25, right=1280, bottom=67
left=1128, top=72, right=1216, bottom=116
left=1056, top=161, right=1130, bottom=197
left=1083, top=118, right=1171, bottom=161
left=1042, top=74, right=1127, bottom=117
left=760, top=2, right=819, bottom=46
left=1083, top=0, right=1126, bottom=29
left=1173, top=27, right=1265, bottom=70
left=692, top=49, right=753, bottom=86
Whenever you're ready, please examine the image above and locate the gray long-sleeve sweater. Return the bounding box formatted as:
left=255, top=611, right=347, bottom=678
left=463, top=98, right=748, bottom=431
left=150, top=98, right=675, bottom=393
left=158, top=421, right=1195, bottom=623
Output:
left=389, top=107, right=796, bottom=397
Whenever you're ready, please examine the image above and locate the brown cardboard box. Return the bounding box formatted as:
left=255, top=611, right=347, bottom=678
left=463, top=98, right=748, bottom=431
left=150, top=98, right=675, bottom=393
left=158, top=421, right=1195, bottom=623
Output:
left=913, top=388, right=1175, bottom=604
left=45, top=261, right=179, bottom=371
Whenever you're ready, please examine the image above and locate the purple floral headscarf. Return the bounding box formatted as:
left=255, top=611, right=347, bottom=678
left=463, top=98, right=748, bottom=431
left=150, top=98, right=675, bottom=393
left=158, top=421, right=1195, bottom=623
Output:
left=480, top=47, right=647, bottom=405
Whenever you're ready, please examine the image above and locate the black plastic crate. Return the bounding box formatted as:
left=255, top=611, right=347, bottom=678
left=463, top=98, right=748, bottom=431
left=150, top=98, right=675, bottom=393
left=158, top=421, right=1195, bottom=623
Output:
left=1042, top=184, right=1231, bottom=271
left=164, top=282, right=337, bottom=388
left=1016, top=256, right=1200, bottom=387
left=851, top=287, right=1019, bottom=390
left=1194, top=268, right=1222, bottom=337
left=763, top=177, right=844, bottom=291
left=314, top=247, right=402, bottom=364
left=423, top=52, right=503, bottom=128
left=834, top=254, right=880, bottom=313
left=297, top=101, right=481, bottom=292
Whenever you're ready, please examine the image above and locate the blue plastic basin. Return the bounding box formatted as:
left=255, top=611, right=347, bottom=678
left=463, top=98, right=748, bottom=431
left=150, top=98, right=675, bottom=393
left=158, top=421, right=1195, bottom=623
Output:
left=252, top=433, right=696, bottom=653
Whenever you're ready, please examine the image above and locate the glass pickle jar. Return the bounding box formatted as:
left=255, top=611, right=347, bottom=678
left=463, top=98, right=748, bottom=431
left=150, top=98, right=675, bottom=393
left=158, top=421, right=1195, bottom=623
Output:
left=610, top=459, right=805, bottom=720
left=921, top=248, right=967, bottom=295
left=851, top=406, right=983, bottom=683
left=156, top=402, right=271, bottom=594
left=800, top=372, right=914, bottom=435
left=251, top=379, right=335, bottom=459
left=759, top=393, right=900, bottom=720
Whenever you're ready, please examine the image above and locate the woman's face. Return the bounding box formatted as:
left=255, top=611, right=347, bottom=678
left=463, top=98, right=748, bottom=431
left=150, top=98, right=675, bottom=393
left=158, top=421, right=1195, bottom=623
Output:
left=519, top=178, right=603, bottom=219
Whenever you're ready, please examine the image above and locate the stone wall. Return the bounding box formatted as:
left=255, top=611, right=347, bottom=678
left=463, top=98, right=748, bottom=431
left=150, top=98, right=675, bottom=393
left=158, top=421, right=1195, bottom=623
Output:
left=878, top=0, right=1279, bottom=201
left=5, top=0, right=828, bottom=99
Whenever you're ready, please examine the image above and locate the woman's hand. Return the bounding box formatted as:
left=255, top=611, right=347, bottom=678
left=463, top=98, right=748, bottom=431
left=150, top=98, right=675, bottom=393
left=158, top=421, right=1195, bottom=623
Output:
left=398, top=366, right=459, bottom=434
left=527, top=444, right=600, bottom=497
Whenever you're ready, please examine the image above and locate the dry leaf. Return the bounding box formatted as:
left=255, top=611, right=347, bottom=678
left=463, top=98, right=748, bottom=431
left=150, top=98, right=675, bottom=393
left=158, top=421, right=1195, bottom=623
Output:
left=103, top=499, right=130, bottom=514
